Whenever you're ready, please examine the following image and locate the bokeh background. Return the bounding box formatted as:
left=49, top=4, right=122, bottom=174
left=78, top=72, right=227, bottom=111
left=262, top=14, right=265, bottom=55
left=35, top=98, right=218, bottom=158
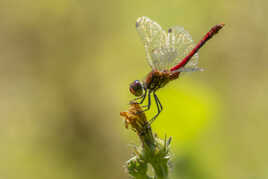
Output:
left=0, top=0, right=267, bottom=178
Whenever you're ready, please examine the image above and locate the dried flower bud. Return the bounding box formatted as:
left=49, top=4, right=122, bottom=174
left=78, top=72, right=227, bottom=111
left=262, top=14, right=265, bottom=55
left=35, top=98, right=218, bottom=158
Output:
left=120, top=102, right=148, bottom=135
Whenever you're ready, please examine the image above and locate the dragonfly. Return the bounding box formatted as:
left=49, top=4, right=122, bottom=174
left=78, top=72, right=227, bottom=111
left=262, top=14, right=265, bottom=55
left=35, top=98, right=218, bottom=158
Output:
left=129, top=16, right=224, bottom=124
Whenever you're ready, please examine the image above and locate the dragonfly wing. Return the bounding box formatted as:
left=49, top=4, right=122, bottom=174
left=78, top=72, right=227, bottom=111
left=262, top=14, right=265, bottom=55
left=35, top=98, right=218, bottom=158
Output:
left=136, top=16, right=170, bottom=71
left=167, top=26, right=199, bottom=70
left=173, top=67, right=204, bottom=73
left=136, top=17, right=199, bottom=71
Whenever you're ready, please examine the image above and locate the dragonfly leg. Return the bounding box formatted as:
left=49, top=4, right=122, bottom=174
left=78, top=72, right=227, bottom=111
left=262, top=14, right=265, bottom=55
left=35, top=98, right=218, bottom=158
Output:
left=133, top=95, right=143, bottom=101
left=155, top=93, right=163, bottom=111
left=140, top=90, right=152, bottom=112
left=137, top=88, right=147, bottom=104
left=149, top=92, right=163, bottom=124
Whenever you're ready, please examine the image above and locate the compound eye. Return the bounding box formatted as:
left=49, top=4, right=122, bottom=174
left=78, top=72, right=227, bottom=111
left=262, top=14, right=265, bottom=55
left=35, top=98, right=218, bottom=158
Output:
left=129, top=80, right=143, bottom=96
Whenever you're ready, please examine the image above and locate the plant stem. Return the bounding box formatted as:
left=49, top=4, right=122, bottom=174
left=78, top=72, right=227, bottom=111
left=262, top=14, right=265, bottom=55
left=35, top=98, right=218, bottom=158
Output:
left=120, top=102, right=172, bottom=179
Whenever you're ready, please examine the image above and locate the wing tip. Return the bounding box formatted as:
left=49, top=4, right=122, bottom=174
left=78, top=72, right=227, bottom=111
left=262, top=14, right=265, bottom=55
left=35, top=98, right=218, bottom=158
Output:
left=136, top=16, right=151, bottom=28
left=136, top=17, right=144, bottom=27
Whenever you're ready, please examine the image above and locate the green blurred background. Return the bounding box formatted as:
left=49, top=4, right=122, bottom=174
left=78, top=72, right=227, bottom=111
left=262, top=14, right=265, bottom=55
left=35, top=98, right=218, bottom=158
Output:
left=0, top=0, right=267, bottom=178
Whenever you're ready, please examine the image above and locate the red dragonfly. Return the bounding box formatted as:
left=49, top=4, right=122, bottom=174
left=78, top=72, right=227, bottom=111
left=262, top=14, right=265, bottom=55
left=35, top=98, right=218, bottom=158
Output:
left=129, top=16, right=224, bottom=123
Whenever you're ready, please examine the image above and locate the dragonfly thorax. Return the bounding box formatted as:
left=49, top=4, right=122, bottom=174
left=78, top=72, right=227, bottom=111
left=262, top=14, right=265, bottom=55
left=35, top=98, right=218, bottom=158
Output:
left=144, top=70, right=179, bottom=92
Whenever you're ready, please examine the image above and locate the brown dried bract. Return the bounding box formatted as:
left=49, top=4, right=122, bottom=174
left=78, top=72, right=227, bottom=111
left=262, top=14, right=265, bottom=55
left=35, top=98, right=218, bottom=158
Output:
left=120, top=102, right=148, bottom=135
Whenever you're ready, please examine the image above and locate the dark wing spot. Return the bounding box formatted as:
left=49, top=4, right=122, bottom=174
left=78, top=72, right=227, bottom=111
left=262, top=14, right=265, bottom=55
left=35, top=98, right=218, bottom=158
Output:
left=136, top=21, right=139, bottom=28
left=168, top=28, right=172, bottom=33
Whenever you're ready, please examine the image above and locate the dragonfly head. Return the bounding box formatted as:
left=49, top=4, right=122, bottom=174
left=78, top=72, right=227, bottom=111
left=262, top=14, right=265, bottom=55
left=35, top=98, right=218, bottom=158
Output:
left=129, top=80, right=144, bottom=97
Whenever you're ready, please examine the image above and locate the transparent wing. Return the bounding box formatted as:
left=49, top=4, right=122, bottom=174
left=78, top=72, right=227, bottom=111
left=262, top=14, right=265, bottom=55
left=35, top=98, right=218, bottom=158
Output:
left=167, top=26, right=199, bottom=70
left=136, top=16, right=169, bottom=70
left=173, top=67, right=204, bottom=73
left=136, top=17, right=199, bottom=71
